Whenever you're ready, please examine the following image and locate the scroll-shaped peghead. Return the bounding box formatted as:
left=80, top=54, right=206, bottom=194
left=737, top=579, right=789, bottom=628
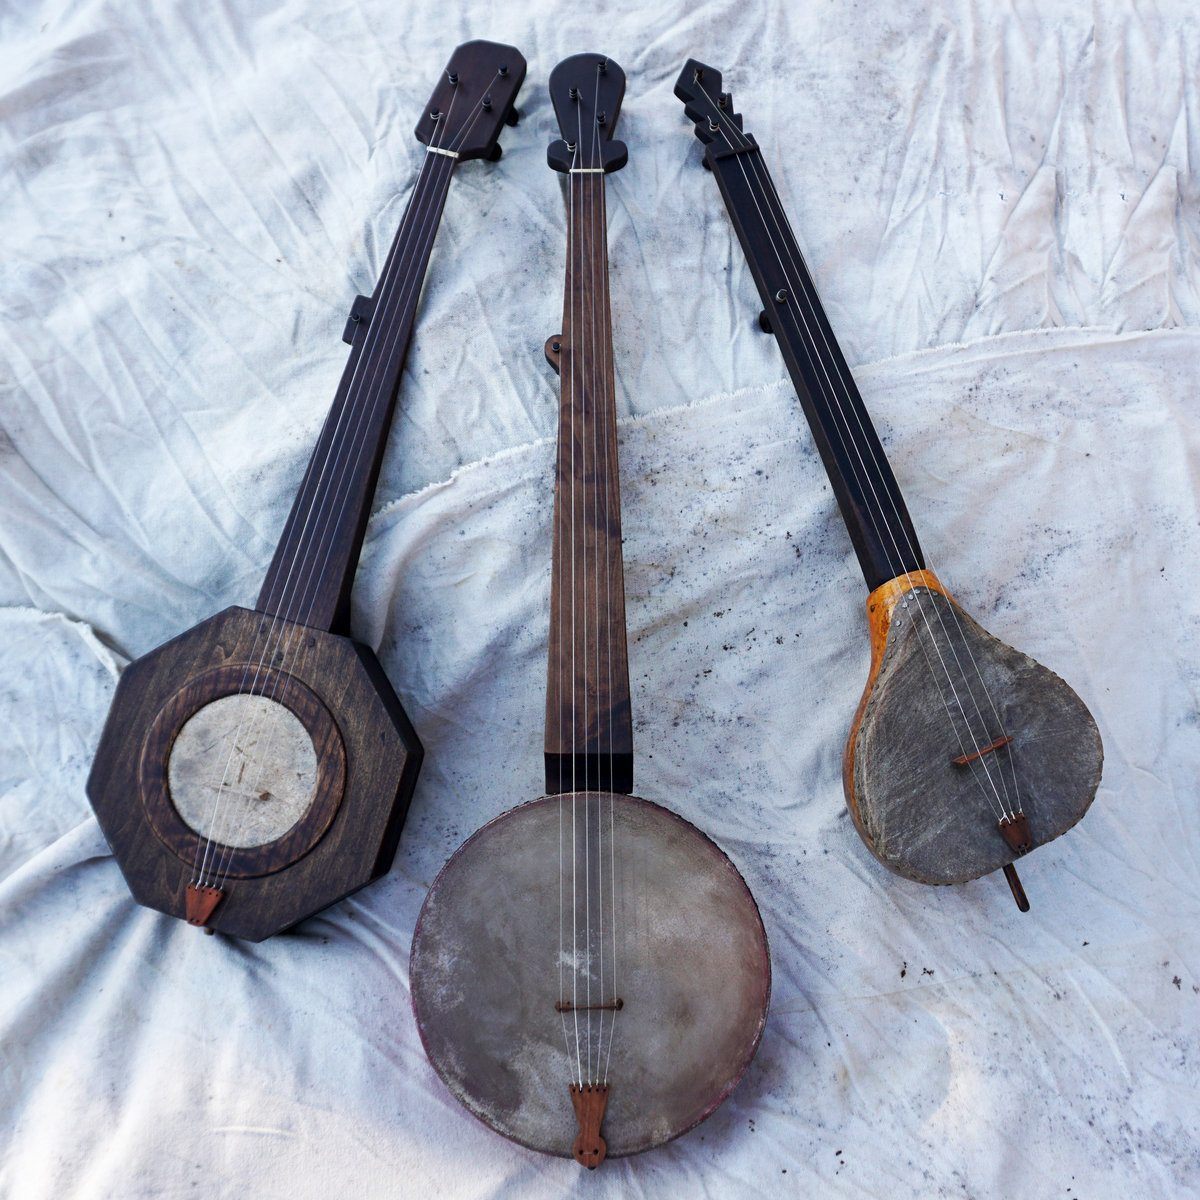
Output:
left=569, top=1083, right=609, bottom=1168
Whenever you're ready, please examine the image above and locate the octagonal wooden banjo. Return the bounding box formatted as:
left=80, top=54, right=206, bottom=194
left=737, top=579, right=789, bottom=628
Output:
left=86, top=41, right=527, bottom=940
left=676, top=59, right=1103, bottom=910
left=410, top=54, right=770, bottom=1168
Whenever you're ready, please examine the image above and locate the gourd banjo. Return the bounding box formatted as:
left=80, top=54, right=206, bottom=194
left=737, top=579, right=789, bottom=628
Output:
left=675, top=59, right=1103, bottom=910
left=410, top=54, right=770, bottom=1167
left=86, top=42, right=527, bottom=940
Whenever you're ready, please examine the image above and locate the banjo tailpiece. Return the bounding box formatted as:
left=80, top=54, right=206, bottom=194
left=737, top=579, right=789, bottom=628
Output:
left=570, top=1084, right=609, bottom=1169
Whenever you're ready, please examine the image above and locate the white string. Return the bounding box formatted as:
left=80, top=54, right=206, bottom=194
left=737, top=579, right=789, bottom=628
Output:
left=203, top=88, right=467, bottom=888
left=577, top=92, right=595, bottom=1086
left=556, top=63, right=624, bottom=1089
left=701, top=96, right=1020, bottom=823
left=195, top=73, right=499, bottom=889
left=568, top=120, right=583, bottom=1089
left=208, top=82, right=481, bottom=888
left=599, top=136, right=620, bottom=1088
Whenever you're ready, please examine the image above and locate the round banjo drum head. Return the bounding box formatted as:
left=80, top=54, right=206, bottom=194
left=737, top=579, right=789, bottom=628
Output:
left=410, top=792, right=770, bottom=1159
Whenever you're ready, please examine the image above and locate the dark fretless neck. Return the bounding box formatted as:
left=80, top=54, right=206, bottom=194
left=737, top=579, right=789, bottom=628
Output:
left=703, top=130, right=924, bottom=591
left=257, top=150, right=456, bottom=633
left=544, top=169, right=634, bottom=795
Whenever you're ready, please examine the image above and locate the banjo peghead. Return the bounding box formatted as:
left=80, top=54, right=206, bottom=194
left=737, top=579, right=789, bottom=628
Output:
left=569, top=1082, right=609, bottom=1169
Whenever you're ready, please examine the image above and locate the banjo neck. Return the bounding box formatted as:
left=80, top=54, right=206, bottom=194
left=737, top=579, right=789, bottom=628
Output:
left=543, top=54, right=633, bottom=796
left=257, top=152, right=457, bottom=634
left=677, top=62, right=924, bottom=592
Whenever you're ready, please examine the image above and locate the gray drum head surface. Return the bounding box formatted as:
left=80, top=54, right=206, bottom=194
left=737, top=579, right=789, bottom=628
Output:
left=853, top=588, right=1103, bottom=884
left=410, top=793, right=770, bottom=1159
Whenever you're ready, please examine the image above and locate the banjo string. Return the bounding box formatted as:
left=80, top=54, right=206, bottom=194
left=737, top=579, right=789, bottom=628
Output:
left=200, top=78, right=493, bottom=888
left=578, top=92, right=595, bottom=1086
left=705, top=102, right=1017, bottom=822
left=568, top=118, right=583, bottom=1088
left=598, top=142, right=620, bottom=1087
left=209, top=85, right=482, bottom=889
left=741, top=152, right=1022, bottom=818
left=202, top=84, right=466, bottom=888
left=586, top=63, right=605, bottom=1088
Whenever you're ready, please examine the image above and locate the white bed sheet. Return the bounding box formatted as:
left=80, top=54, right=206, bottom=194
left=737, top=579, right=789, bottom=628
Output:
left=2, top=2, right=1198, bottom=1197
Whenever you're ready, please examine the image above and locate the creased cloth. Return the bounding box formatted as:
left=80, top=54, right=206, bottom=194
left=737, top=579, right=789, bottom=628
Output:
left=2, top=1, right=1199, bottom=1197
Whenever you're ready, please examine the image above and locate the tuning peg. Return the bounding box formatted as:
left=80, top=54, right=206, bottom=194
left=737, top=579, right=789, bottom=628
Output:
left=505, top=107, right=520, bottom=126
left=487, top=143, right=503, bottom=162
left=757, top=310, right=772, bottom=334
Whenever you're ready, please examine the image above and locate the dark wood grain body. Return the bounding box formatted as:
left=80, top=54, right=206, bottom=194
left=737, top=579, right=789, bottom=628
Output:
left=545, top=171, right=633, bottom=794
left=843, top=575, right=1102, bottom=884
left=703, top=141, right=923, bottom=591
left=86, top=607, right=422, bottom=940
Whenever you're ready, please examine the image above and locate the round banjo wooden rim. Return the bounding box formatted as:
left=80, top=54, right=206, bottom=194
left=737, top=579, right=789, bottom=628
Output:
left=410, top=791, right=772, bottom=1159
left=138, top=663, right=347, bottom=879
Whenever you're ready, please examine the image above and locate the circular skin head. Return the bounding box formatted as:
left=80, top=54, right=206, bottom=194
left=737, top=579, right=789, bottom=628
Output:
left=410, top=792, right=770, bottom=1160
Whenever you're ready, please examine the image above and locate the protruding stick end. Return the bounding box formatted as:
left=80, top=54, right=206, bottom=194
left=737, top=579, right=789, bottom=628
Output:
left=185, top=883, right=225, bottom=927
left=1002, top=863, right=1030, bottom=913
left=569, top=1083, right=609, bottom=1169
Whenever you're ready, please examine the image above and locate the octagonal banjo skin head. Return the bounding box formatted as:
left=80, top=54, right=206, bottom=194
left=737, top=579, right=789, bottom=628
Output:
left=410, top=792, right=770, bottom=1160
left=87, top=607, right=422, bottom=941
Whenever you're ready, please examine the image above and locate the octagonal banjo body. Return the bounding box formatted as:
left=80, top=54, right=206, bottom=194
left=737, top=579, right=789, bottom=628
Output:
left=86, top=42, right=527, bottom=940
left=676, top=60, right=1103, bottom=910
left=410, top=55, right=770, bottom=1168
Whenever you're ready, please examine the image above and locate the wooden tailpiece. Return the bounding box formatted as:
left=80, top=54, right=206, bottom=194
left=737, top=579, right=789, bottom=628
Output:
left=998, top=811, right=1032, bottom=854
left=185, top=883, right=225, bottom=927
left=1000, top=813, right=1032, bottom=911
left=569, top=1083, right=609, bottom=1169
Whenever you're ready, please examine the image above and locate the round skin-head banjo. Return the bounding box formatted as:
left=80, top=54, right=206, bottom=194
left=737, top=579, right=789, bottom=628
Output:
left=85, top=42, right=527, bottom=940
left=675, top=60, right=1103, bottom=910
left=410, top=55, right=770, bottom=1167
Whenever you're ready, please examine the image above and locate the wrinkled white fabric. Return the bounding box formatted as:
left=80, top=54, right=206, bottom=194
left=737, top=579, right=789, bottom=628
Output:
left=2, top=1, right=1199, bottom=1197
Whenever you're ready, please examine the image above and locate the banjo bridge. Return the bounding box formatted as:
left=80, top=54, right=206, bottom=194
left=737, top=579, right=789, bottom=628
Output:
left=951, top=735, right=1014, bottom=767
left=555, top=998, right=624, bottom=1013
